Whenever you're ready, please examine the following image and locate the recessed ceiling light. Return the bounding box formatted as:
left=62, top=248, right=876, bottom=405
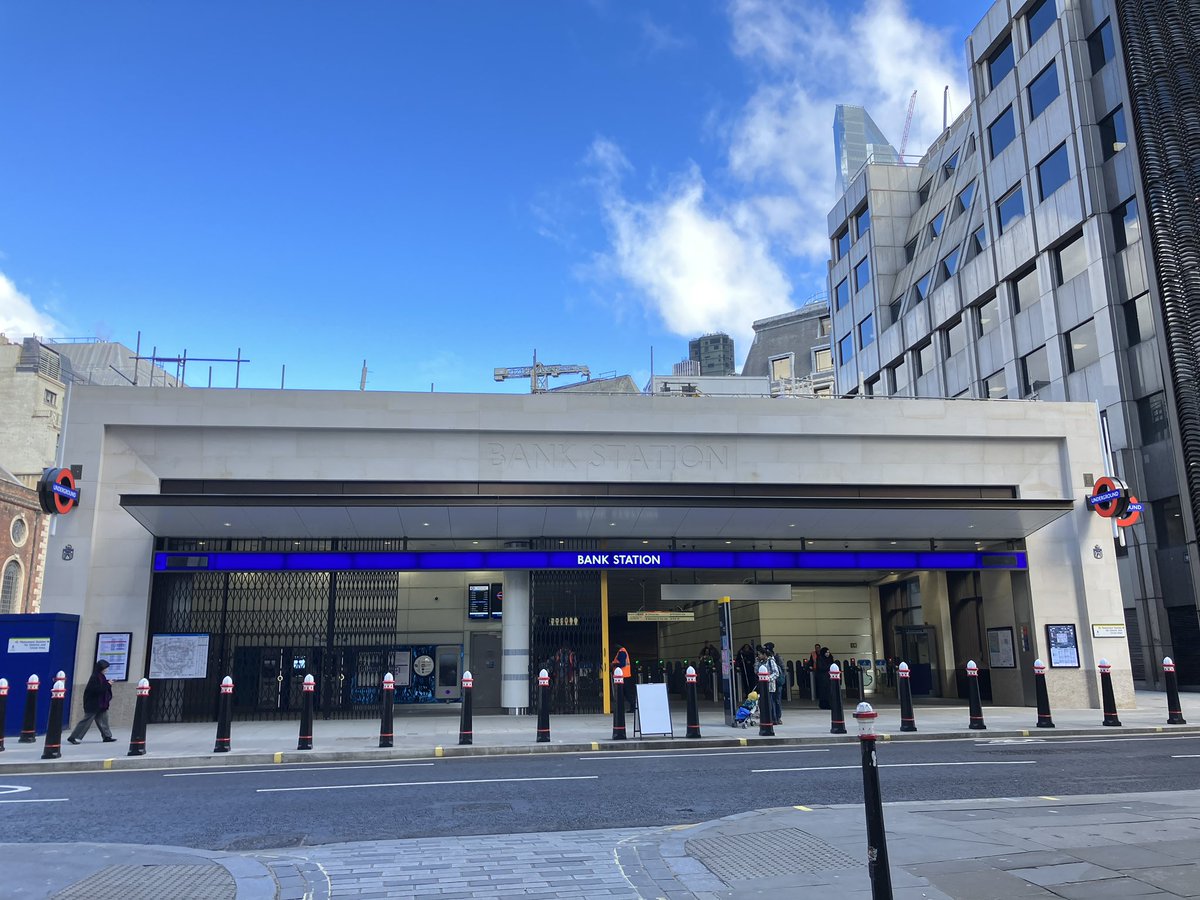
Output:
left=559, top=540, right=565, bottom=544
left=294, top=541, right=300, bottom=546
left=725, top=540, right=732, bottom=544
left=609, top=522, right=616, bottom=526
left=423, top=522, right=430, bottom=527
left=788, top=523, right=796, bottom=528
left=197, top=541, right=205, bottom=546
left=890, top=541, right=897, bottom=545
left=472, top=541, right=479, bottom=545
left=223, top=522, right=232, bottom=527
left=642, top=540, right=649, bottom=544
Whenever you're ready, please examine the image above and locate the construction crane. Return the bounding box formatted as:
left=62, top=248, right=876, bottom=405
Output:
left=899, top=90, right=917, bottom=157
left=494, top=350, right=590, bottom=393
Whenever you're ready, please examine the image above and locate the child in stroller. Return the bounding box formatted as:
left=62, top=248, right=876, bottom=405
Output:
left=732, top=691, right=759, bottom=728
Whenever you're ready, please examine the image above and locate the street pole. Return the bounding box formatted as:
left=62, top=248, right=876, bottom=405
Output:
left=854, top=702, right=893, bottom=899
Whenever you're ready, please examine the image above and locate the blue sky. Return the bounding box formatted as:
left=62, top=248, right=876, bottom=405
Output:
left=0, top=0, right=991, bottom=393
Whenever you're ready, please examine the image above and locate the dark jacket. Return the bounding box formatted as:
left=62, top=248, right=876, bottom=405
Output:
left=82, top=671, right=112, bottom=714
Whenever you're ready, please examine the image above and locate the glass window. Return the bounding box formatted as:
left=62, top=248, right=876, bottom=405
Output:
left=978, top=295, right=999, bottom=335
left=1021, top=345, right=1051, bottom=396
left=1027, top=0, right=1057, bottom=46
left=941, top=246, right=961, bottom=280
left=864, top=376, right=879, bottom=397
left=1067, top=318, right=1100, bottom=371
left=996, top=183, right=1026, bottom=233
left=814, top=346, right=833, bottom=371
left=916, top=342, right=936, bottom=376
left=945, top=318, right=967, bottom=357
left=913, top=270, right=932, bottom=303
left=835, top=278, right=850, bottom=309
left=835, top=228, right=850, bottom=260
left=983, top=370, right=1009, bottom=399
left=968, top=224, right=987, bottom=258
left=918, top=180, right=932, bottom=205
left=1154, top=495, right=1186, bottom=547
left=859, top=314, right=876, bottom=348
left=1099, top=107, right=1127, bottom=159
left=11, top=516, right=28, bottom=547
left=989, top=106, right=1016, bottom=158
left=854, top=257, right=871, bottom=291
left=1089, top=19, right=1114, bottom=73
left=1013, top=266, right=1039, bottom=313
left=819, top=315, right=832, bottom=336
left=1113, top=197, right=1140, bottom=251
left=855, top=206, right=871, bottom=239
left=838, top=333, right=854, bottom=365
left=1125, top=293, right=1155, bottom=344
left=943, top=149, right=960, bottom=179
left=956, top=182, right=976, bottom=215
left=44, top=389, right=57, bottom=406
left=769, top=354, right=794, bottom=381
left=892, top=357, right=909, bottom=392
left=930, top=208, right=947, bottom=238
left=889, top=297, right=903, bottom=325
left=1028, top=60, right=1060, bottom=120
left=987, top=35, right=1015, bottom=90
left=966, top=134, right=977, bottom=157
left=904, top=236, right=918, bottom=262
left=1138, top=391, right=1170, bottom=444
left=1037, top=143, right=1071, bottom=201
left=1056, top=231, right=1088, bottom=284
left=0, top=560, right=19, bottom=615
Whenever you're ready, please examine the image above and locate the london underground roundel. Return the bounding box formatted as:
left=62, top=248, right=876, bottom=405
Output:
left=38, top=467, right=80, bottom=515
left=1087, top=475, right=1141, bottom=528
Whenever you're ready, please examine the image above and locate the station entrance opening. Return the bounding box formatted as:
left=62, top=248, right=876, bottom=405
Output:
left=144, top=536, right=1035, bottom=724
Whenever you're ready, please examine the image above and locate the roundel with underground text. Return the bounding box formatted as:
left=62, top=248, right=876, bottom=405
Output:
left=38, top=467, right=80, bottom=516
left=1087, top=475, right=1142, bottom=528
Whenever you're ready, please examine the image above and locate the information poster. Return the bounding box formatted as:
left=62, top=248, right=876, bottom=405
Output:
left=95, top=632, right=132, bottom=681
left=1046, top=623, right=1080, bottom=668
left=391, top=649, right=412, bottom=686
left=986, top=627, right=1016, bottom=669
left=148, top=633, right=210, bottom=679
left=468, top=584, right=490, bottom=619
left=634, top=682, right=673, bottom=737
left=7, top=637, right=50, bottom=654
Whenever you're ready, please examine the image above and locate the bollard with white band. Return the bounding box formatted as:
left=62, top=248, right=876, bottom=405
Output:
left=897, top=661, right=917, bottom=732
left=829, top=663, right=847, bottom=734
left=536, top=669, right=551, bottom=743
left=458, top=671, right=474, bottom=746
left=853, top=702, right=893, bottom=899
left=758, top=664, right=775, bottom=737
left=685, top=665, right=702, bottom=739
left=1033, top=659, right=1054, bottom=728
left=127, top=678, right=151, bottom=756
left=1164, top=657, right=1187, bottom=725
left=41, top=679, right=67, bottom=759
left=297, top=673, right=316, bottom=750
left=19, top=674, right=39, bottom=743
left=966, top=660, right=986, bottom=730
left=214, top=676, right=234, bottom=753
left=1098, top=659, right=1121, bottom=726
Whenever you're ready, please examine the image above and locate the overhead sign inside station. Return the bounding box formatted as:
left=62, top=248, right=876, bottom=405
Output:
left=628, top=611, right=695, bottom=622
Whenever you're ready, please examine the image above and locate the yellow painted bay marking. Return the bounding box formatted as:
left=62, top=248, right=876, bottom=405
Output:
left=273, top=752, right=283, bottom=764
left=435, top=746, right=444, bottom=757
left=591, top=742, right=600, bottom=750
left=257, top=775, right=599, bottom=794
left=1039, top=796, right=1059, bottom=800
left=103, top=759, right=114, bottom=770
left=794, top=805, right=813, bottom=811
left=739, top=738, right=747, bottom=746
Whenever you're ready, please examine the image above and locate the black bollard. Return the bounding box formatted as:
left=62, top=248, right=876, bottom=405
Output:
left=1099, top=659, right=1121, bottom=726
left=297, top=673, right=315, bottom=750
left=19, top=674, right=39, bottom=743
left=0, top=677, right=8, bottom=752
left=857, top=660, right=867, bottom=703
left=41, top=679, right=66, bottom=760
left=536, top=669, right=551, bottom=743
left=897, top=661, right=917, bottom=732
left=829, top=663, right=847, bottom=734
left=853, top=702, right=894, bottom=899
left=1033, top=659, right=1054, bottom=728
left=458, top=671, right=473, bottom=746
left=127, top=678, right=150, bottom=756
left=379, top=672, right=395, bottom=748
left=966, top=660, right=986, bottom=730
left=685, top=665, right=701, bottom=738
left=612, top=667, right=627, bottom=740
left=214, top=676, right=234, bottom=753
left=1164, top=657, right=1188, bottom=725
left=758, top=664, right=775, bottom=736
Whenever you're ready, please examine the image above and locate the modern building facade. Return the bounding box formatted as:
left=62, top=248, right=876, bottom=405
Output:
left=740, top=296, right=837, bottom=396
left=825, top=0, right=1200, bottom=684
left=834, top=104, right=901, bottom=195
left=688, top=333, right=736, bottom=376
left=38, top=385, right=1131, bottom=727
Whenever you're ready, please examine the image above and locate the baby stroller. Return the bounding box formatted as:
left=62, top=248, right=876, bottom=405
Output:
left=732, top=691, right=760, bottom=728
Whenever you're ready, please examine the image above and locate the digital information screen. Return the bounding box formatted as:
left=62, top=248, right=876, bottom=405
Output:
left=468, top=584, right=491, bottom=619
left=490, top=582, right=503, bottom=619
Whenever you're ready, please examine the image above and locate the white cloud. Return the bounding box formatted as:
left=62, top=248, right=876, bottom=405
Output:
left=588, top=138, right=793, bottom=346
left=0, top=271, right=65, bottom=340
left=575, top=0, right=967, bottom=345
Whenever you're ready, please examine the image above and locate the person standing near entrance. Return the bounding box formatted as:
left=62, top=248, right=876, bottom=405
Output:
left=67, top=659, right=116, bottom=744
left=612, top=645, right=635, bottom=712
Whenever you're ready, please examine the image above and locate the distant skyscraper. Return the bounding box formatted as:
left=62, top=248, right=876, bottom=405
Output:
left=833, top=105, right=899, bottom=195
left=672, top=359, right=700, bottom=377
left=688, top=333, right=735, bottom=376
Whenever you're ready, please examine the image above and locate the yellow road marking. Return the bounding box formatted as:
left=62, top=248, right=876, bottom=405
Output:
left=103, top=759, right=113, bottom=770
left=274, top=752, right=283, bottom=764
left=739, top=738, right=747, bottom=746
left=435, top=746, right=444, bottom=757
left=591, top=742, right=600, bottom=750
left=794, top=805, right=813, bottom=811
left=1039, top=796, right=1059, bottom=801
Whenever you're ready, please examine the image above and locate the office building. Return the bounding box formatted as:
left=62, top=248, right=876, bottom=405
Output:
left=688, top=333, right=736, bottom=376
left=834, top=104, right=901, bottom=195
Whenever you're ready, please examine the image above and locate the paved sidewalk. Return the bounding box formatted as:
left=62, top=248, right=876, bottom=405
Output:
left=2, top=689, right=1197, bottom=774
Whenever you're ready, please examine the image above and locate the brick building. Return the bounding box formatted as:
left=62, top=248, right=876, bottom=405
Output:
left=0, top=465, right=48, bottom=614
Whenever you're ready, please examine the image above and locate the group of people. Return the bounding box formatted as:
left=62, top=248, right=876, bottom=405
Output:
left=807, top=643, right=837, bottom=709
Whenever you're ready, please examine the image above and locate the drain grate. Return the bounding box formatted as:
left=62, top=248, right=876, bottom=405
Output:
left=686, top=828, right=861, bottom=882
left=53, top=864, right=236, bottom=900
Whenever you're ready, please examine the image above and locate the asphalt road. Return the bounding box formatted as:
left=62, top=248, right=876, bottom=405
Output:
left=3, top=733, right=1200, bottom=852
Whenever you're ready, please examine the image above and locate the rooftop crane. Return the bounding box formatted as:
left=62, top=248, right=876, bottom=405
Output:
left=494, top=350, right=591, bottom=393
left=899, top=90, right=918, bottom=158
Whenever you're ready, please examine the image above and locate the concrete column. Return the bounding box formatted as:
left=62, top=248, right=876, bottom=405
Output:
left=501, top=569, right=531, bottom=713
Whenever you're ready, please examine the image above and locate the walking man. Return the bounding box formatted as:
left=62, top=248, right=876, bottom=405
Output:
left=68, top=659, right=116, bottom=744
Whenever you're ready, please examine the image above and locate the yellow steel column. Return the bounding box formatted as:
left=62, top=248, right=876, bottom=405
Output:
left=601, top=568, right=611, bottom=715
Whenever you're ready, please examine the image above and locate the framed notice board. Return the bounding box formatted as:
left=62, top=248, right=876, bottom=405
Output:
left=1046, top=623, right=1080, bottom=668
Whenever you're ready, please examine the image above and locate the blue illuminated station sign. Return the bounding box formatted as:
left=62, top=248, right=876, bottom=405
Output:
left=155, top=549, right=1026, bottom=573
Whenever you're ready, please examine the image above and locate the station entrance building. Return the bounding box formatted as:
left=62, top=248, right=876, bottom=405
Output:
left=39, top=387, right=1133, bottom=724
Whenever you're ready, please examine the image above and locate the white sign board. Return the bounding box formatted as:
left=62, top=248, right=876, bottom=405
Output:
left=7, top=637, right=50, bottom=654
left=96, top=632, right=132, bottom=681
left=1092, top=624, right=1127, bottom=638
left=634, top=682, right=673, bottom=737
left=149, top=633, right=210, bottom=680
left=627, top=611, right=695, bottom=622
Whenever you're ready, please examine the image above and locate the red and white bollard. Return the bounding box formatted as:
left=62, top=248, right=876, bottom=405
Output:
left=897, top=661, right=917, bottom=732
left=41, top=679, right=67, bottom=759
left=1164, top=657, right=1187, bottom=725
left=1033, top=659, right=1054, bottom=728
left=0, top=678, right=8, bottom=752
left=297, top=673, right=316, bottom=750
left=536, top=669, right=551, bottom=743
left=966, top=660, right=986, bottom=730
left=1099, top=659, right=1121, bottom=727
left=458, top=671, right=473, bottom=746
left=127, top=678, right=150, bottom=756
left=612, top=667, right=627, bottom=740
left=380, top=672, right=396, bottom=748
left=758, top=664, right=775, bottom=736
left=214, top=676, right=234, bottom=752
left=685, top=665, right=701, bottom=738
left=854, top=702, right=893, bottom=897
left=829, top=663, right=846, bottom=734
left=19, top=674, right=39, bottom=743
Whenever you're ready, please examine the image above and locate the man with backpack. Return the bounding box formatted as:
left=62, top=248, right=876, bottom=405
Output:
left=765, top=642, right=785, bottom=724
